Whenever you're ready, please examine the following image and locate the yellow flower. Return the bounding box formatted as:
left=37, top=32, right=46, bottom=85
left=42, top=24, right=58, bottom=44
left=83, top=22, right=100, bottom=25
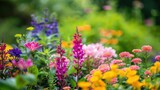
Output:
left=111, top=64, right=118, bottom=71
left=118, top=69, right=126, bottom=77
left=5, top=44, right=12, bottom=51
left=93, top=87, right=106, bottom=90
left=126, top=75, right=139, bottom=85
left=98, top=80, right=106, bottom=87
left=90, top=76, right=99, bottom=82
left=5, top=62, right=12, bottom=67
left=103, top=71, right=117, bottom=81
left=26, top=26, right=34, bottom=31
left=126, top=70, right=137, bottom=78
left=154, top=62, right=160, bottom=72
left=93, top=70, right=102, bottom=78
left=132, top=81, right=143, bottom=90
left=15, top=34, right=22, bottom=38
left=150, top=66, right=157, bottom=74
left=78, top=82, right=91, bottom=90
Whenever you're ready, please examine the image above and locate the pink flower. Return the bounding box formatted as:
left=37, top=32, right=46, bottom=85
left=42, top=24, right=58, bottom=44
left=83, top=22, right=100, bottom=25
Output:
left=103, top=5, right=112, bottom=10
left=132, top=49, right=142, bottom=53
left=118, top=63, right=126, bottom=67
left=141, top=45, right=152, bottom=52
left=98, top=64, right=110, bottom=73
left=90, top=69, right=98, bottom=75
left=17, top=59, right=26, bottom=70
left=26, top=59, right=33, bottom=67
left=49, top=61, right=55, bottom=69
left=155, top=55, right=160, bottom=61
left=85, top=74, right=92, bottom=81
left=12, top=58, right=33, bottom=70
left=109, top=78, right=118, bottom=84
left=119, top=52, right=133, bottom=58
left=111, top=59, right=122, bottom=64
left=144, top=70, right=152, bottom=76
left=131, top=58, right=142, bottom=64
left=24, top=41, right=41, bottom=51
left=102, top=47, right=117, bottom=59
left=63, top=86, right=71, bottom=90
left=130, top=65, right=140, bottom=70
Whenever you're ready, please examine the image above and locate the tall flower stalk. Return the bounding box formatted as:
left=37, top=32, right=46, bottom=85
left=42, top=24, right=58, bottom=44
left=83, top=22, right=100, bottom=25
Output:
left=73, top=29, right=84, bottom=89
left=55, top=39, right=68, bottom=89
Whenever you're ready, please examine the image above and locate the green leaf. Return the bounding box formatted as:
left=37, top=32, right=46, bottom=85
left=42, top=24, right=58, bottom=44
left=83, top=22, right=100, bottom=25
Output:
left=16, top=75, right=28, bottom=89
left=67, top=65, right=77, bottom=75
left=70, top=79, right=76, bottom=88
left=27, top=65, right=39, bottom=77
left=0, top=78, right=17, bottom=90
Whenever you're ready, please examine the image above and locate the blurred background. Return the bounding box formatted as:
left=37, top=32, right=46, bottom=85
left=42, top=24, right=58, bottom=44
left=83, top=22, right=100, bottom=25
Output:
left=0, top=0, right=160, bottom=52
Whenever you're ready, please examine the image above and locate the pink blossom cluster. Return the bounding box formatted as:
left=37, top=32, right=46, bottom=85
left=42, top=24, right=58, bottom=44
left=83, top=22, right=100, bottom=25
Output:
left=131, top=58, right=142, bottom=64
left=24, top=41, right=41, bottom=51
left=83, top=43, right=116, bottom=60
left=119, top=51, right=134, bottom=58
left=12, top=58, right=33, bottom=70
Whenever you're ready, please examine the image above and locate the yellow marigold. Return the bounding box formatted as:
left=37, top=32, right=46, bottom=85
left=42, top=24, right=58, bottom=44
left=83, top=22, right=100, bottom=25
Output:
left=90, top=76, right=99, bottom=82
left=103, top=71, right=117, bottom=81
left=98, top=80, right=106, bottom=87
left=150, top=66, right=157, bottom=74
left=78, top=82, right=91, bottom=89
left=93, top=87, right=106, bottom=90
left=154, top=62, right=160, bottom=72
left=132, top=81, right=143, bottom=90
left=14, top=34, right=22, bottom=38
left=118, top=69, right=126, bottom=78
left=111, top=64, right=118, bottom=71
left=26, top=26, right=34, bottom=31
left=126, top=75, right=139, bottom=85
left=126, top=70, right=137, bottom=78
left=93, top=70, right=102, bottom=78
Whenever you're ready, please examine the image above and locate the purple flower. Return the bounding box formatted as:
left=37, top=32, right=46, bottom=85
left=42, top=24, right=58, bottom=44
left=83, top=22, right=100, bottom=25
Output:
left=73, top=31, right=84, bottom=72
left=53, top=44, right=68, bottom=88
left=9, top=48, right=22, bottom=57
left=30, top=15, right=59, bottom=37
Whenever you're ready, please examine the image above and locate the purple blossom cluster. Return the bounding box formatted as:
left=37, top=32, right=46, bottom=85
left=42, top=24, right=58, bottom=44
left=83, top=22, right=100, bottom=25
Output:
left=31, top=15, right=59, bottom=37
left=73, top=32, right=84, bottom=71
left=55, top=45, right=68, bottom=87
left=9, top=48, right=22, bottom=57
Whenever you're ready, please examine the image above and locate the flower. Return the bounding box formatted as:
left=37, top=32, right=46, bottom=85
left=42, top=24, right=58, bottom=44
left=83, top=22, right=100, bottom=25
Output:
left=130, top=65, right=140, bottom=70
left=12, top=58, right=33, bottom=70
left=9, top=48, right=22, bottom=57
left=144, top=70, right=152, bottom=76
left=24, top=41, right=41, bottom=51
left=78, top=82, right=91, bottom=89
left=26, top=26, right=34, bottom=31
left=49, top=61, right=55, bottom=69
left=103, top=71, right=117, bottom=81
left=73, top=31, right=84, bottom=73
left=126, top=75, right=139, bottom=85
left=103, top=5, right=112, bottom=10
left=63, top=86, right=71, bottom=90
left=77, top=25, right=91, bottom=31
left=111, top=59, right=123, bottom=64
left=131, top=58, right=142, bottom=64
left=155, top=55, right=160, bottom=61
left=14, top=34, right=22, bottom=38
left=141, top=45, right=152, bottom=52
left=119, top=52, right=133, bottom=58
left=98, top=64, right=110, bottom=73
left=132, top=49, right=142, bottom=53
